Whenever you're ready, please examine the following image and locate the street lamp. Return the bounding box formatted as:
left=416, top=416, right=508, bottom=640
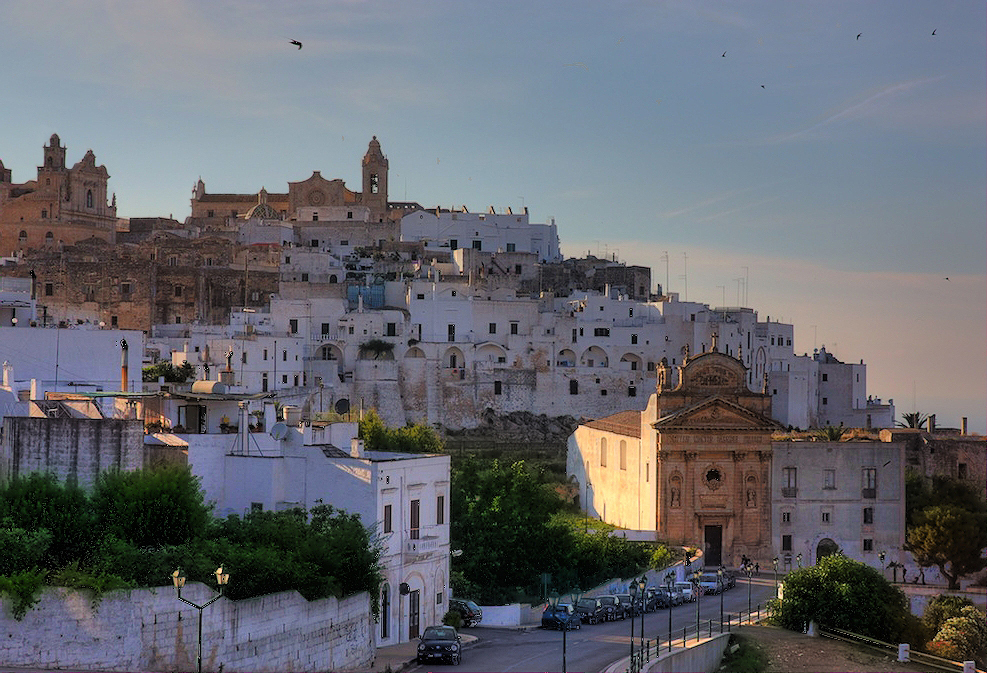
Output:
left=172, top=566, right=230, bottom=673
left=664, top=571, right=675, bottom=652
left=691, top=569, right=702, bottom=640
left=636, top=576, right=647, bottom=665
left=717, top=567, right=724, bottom=629
left=772, top=556, right=779, bottom=594
left=629, top=581, right=639, bottom=666
left=549, top=588, right=581, bottom=673
left=796, top=553, right=802, bottom=568
left=744, top=562, right=754, bottom=614
left=879, top=550, right=886, bottom=579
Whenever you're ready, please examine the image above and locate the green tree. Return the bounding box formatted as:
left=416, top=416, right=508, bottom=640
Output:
left=923, top=594, right=975, bottom=637
left=358, top=409, right=443, bottom=453
left=906, top=505, right=987, bottom=590
left=927, top=606, right=987, bottom=667
left=812, top=424, right=846, bottom=441
left=91, top=465, right=211, bottom=548
left=772, top=553, right=915, bottom=642
left=0, top=473, right=94, bottom=568
left=358, top=339, right=395, bottom=360
left=142, top=361, right=194, bottom=383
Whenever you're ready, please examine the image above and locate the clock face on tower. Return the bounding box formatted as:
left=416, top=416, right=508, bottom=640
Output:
left=308, top=190, right=325, bottom=206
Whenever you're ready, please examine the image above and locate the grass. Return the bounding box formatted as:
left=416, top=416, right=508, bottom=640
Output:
left=718, top=633, right=769, bottom=673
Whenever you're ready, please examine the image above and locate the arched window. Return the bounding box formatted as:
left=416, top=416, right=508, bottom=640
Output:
left=45, top=231, right=53, bottom=242
left=86, top=189, right=94, bottom=209
left=18, top=230, right=27, bottom=242
left=600, top=437, right=607, bottom=467
left=619, top=440, right=627, bottom=470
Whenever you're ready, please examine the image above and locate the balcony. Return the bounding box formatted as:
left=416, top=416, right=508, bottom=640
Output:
left=781, top=487, right=797, bottom=498
left=861, top=488, right=876, bottom=499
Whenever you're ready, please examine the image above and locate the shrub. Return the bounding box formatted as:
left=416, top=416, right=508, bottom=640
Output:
left=0, top=473, right=94, bottom=567
left=923, top=594, right=974, bottom=637
left=442, top=609, right=463, bottom=628
left=927, top=606, right=987, bottom=667
left=0, top=568, right=47, bottom=620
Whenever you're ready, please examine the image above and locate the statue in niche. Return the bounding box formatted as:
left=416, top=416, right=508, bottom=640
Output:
left=746, top=489, right=756, bottom=507
left=670, top=486, right=680, bottom=508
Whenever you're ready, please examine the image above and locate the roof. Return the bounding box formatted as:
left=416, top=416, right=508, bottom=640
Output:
left=584, top=410, right=642, bottom=438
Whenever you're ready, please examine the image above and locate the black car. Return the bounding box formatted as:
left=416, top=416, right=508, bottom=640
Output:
left=643, top=587, right=662, bottom=612
left=542, top=603, right=582, bottom=630
left=449, top=598, right=483, bottom=627
left=613, top=593, right=641, bottom=617
left=595, top=595, right=625, bottom=621
left=417, top=625, right=462, bottom=665
left=574, top=597, right=606, bottom=625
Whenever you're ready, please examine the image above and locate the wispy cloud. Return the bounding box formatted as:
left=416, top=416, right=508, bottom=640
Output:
left=763, top=76, right=945, bottom=144
left=695, top=196, right=780, bottom=222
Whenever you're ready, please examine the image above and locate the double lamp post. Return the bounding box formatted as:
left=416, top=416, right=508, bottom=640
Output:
left=172, top=566, right=230, bottom=673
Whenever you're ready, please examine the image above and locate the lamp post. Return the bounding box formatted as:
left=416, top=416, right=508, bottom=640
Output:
left=879, top=550, right=886, bottom=579
left=772, top=556, right=779, bottom=594
left=172, top=567, right=230, bottom=673
left=549, top=588, right=581, bottom=673
left=629, top=581, right=639, bottom=667
left=744, top=563, right=753, bottom=614
left=664, top=571, right=675, bottom=651
left=636, top=576, right=647, bottom=666
left=691, top=569, right=702, bottom=640
left=717, top=567, right=724, bottom=629
left=796, top=553, right=802, bottom=568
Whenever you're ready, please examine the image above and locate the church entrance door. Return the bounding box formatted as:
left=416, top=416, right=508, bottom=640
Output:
left=704, top=525, right=723, bottom=567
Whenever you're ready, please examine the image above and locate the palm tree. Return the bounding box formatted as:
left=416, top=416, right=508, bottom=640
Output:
left=813, top=424, right=846, bottom=441
left=897, top=412, right=930, bottom=428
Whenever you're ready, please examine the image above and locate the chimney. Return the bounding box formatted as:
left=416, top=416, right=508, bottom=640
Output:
left=926, top=415, right=935, bottom=433
left=2, top=361, right=10, bottom=387
left=120, top=338, right=129, bottom=392
left=350, top=438, right=364, bottom=458
left=961, top=417, right=968, bottom=435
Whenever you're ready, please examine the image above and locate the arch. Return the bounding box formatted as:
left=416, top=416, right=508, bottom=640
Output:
left=745, top=474, right=758, bottom=508
left=557, top=348, right=576, bottom=367
left=619, top=439, right=627, bottom=470
left=405, top=346, right=425, bottom=359
left=443, top=346, right=464, bottom=368
left=816, top=538, right=839, bottom=562
left=619, top=352, right=642, bottom=371
left=18, top=230, right=27, bottom=241
left=476, top=343, right=506, bottom=362
left=580, top=345, right=608, bottom=368
left=45, top=231, right=54, bottom=242
left=329, top=274, right=338, bottom=283
left=319, top=344, right=342, bottom=361
left=86, top=189, right=94, bottom=209
left=669, top=473, right=682, bottom=508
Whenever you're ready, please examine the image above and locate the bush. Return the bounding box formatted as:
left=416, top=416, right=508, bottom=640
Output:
left=0, top=522, right=53, bottom=576
left=442, top=609, right=463, bottom=628
left=0, top=473, right=95, bottom=567
left=0, top=568, right=47, bottom=620
left=772, top=553, right=911, bottom=642
left=923, top=594, right=974, bottom=637
left=927, top=606, right=987, bottom=666
left=91, top=465, right=211, bottom=548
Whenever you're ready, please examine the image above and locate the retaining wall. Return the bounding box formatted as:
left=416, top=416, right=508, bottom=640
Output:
left=0, top=583, right=373, bottom=672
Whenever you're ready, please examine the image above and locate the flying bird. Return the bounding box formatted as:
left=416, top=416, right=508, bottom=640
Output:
left=290, top=39, right=303, bottom=49
left=856, top=33, right=862, bottom=40
left=761, top=85, right=765, bottom=88
left=944, top=277, right=950, bottom=281
left=932, top=29, right=936, bottom=35
left=722, top=51, right=727, bottom=57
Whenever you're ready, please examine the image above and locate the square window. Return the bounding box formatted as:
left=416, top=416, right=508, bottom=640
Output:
left=44, top=283, right=53, bottom=296
left=289, top=319, right=298, bottom=334
left=863, top=507, right=874, bottom=524
left=782, top=534, right=792, bottom=551
left=510, top=323, right=519, bottom=335
left=174, top=286, right=182, bottom=298
left=782, top=511, right=791, bottom=523
left=383, top=504, right=392, bottom=533
left=863, top=538, right=873, bottom=552
left=821, top=511, right=830, bottom=524
left=631, top=334, right=638, bottom=344
left=489, top=322, right=497, bottom=334
left=494, top=380, right=502, bottom=395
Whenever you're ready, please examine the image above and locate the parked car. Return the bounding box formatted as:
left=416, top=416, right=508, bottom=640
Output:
left=675, top=581, right=697, bottom=602
left=449, top=598, right=483, bottom=627
left=699, top=572, right=722, bottom=595
left=613, top=593, right=641, bottom=617
left=542, top=603, right=582, bottom=630
left=723, top=572, right=737, bottom=590
left=417, top=625, right=462, bottom=665
left=643, top=587, right=661, bottom=612
left=595, top=595, right=625, bottom=621
left=575, top=597, right=606, bottom=625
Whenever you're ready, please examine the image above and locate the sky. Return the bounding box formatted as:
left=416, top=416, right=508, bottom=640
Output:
left=2, top=1, right=984, bottom=432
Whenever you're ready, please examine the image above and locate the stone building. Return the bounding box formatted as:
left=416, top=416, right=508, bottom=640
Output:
left=568, top=342, right=782, bottom=567
left=0, top=134, right=118, bottom=254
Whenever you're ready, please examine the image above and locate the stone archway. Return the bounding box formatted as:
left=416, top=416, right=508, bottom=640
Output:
left=816, top=538, right=839, bottom=562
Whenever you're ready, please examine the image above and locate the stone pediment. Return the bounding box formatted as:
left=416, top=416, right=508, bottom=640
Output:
left=654, top=397, right=780, bottom=431
left=677, top=351, right=748, bottom=395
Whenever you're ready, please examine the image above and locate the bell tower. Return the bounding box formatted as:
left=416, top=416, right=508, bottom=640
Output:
left=361, top=135, right=388, bottom=218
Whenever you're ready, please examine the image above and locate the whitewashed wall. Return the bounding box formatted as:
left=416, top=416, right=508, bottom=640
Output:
left=0, top=583, right=373, bottom=672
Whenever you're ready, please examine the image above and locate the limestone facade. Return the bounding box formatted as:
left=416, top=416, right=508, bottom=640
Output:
left=0, top=134, right=118, bottom=254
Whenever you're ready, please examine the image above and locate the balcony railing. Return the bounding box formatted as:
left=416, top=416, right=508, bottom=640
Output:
left=861, top=488, right=876, bottom=499
left=781, top=487, right=797, bottom=498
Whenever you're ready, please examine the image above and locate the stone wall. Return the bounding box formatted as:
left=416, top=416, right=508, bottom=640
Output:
left=1, top=417, right=144, bottom=488
left=0, top=583, right=373, bottom=672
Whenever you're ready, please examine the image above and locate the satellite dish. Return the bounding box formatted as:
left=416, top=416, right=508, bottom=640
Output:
left=269, top=422, right=289, bottom=441
left=334, top=398, right=350, bottom=414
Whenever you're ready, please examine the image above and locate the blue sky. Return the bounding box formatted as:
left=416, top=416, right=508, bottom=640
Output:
left=2, top=1, right=984, bottom=431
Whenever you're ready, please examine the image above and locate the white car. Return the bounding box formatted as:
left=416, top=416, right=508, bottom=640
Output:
left=675, top=581, right=696, bottom=602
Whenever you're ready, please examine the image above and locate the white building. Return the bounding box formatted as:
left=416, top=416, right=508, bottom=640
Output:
left=401, top=207, right=562, bottom=263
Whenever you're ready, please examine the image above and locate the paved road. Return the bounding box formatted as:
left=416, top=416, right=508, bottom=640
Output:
left=411, top=577, right=778, bottom=673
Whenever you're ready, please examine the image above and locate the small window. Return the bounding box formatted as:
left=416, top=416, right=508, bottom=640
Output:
left=383, top=504, right=392, bottom=533
left=410, top=499, right=420, bottom=539
left=958, top=463, right=967, bottom=479
left=510, top=323, right=519, bottom=335
left=822, top=397, right=828, bottom=405
left=44, top=283, right=53, bottom=296
left=175, top=315, right=182, bottom=324
left=619, top=440, right=627, bottom=470
left=506, top=242, right=516, bottom=252
left=472, top=240, right=481, bottom=250
left=628, top=385, right=636, bottom=397
left=387, top=323, right=397, bottom=337
left=301, top=273, right=309, bottom=282
left=282, top=350, right=287, bottom=362
left=340, top=239, right=348, bottom=246
left=289, top=319, right=298, bottom=334
left=822, top=373, right=828, bottom=382
left=823, top=469, right=836, bottom=489
left=569, top=380, right=578, bottom=395
left=311, top=238, right=318, bottom=247
left=594, top=328, right=610, bottom=337
left=347, top=211, right=353, bottom=219
left=863, top=538, right=873, bottom=552
left=514, top=264, right=522, bottom=274
left=782, top=534, right=792, bottom=551
left=489, top=322, right=497, bottom=334
left=263, top=349, right=268, bottom=361
left=174, top=286, right=182, bottom=298
left=450, top=239, right=458, bottom=250
left=782, top=511, right=791, bottom=523
left=821, top=511, right=830, bottom=524
left=494, top=380, right=502, bottom=395
left=600, top=438, right=607, bottom=467
left=631, top=334, right=638, bottom=344
left=436, top=495, right=445, bottom=525
left=110, top=315, right=118, bottom=327
left=863, top=507, right=874, bottom=524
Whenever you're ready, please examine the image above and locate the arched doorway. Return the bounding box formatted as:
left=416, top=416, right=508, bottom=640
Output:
left=816, top=538, right=839, bottom=562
